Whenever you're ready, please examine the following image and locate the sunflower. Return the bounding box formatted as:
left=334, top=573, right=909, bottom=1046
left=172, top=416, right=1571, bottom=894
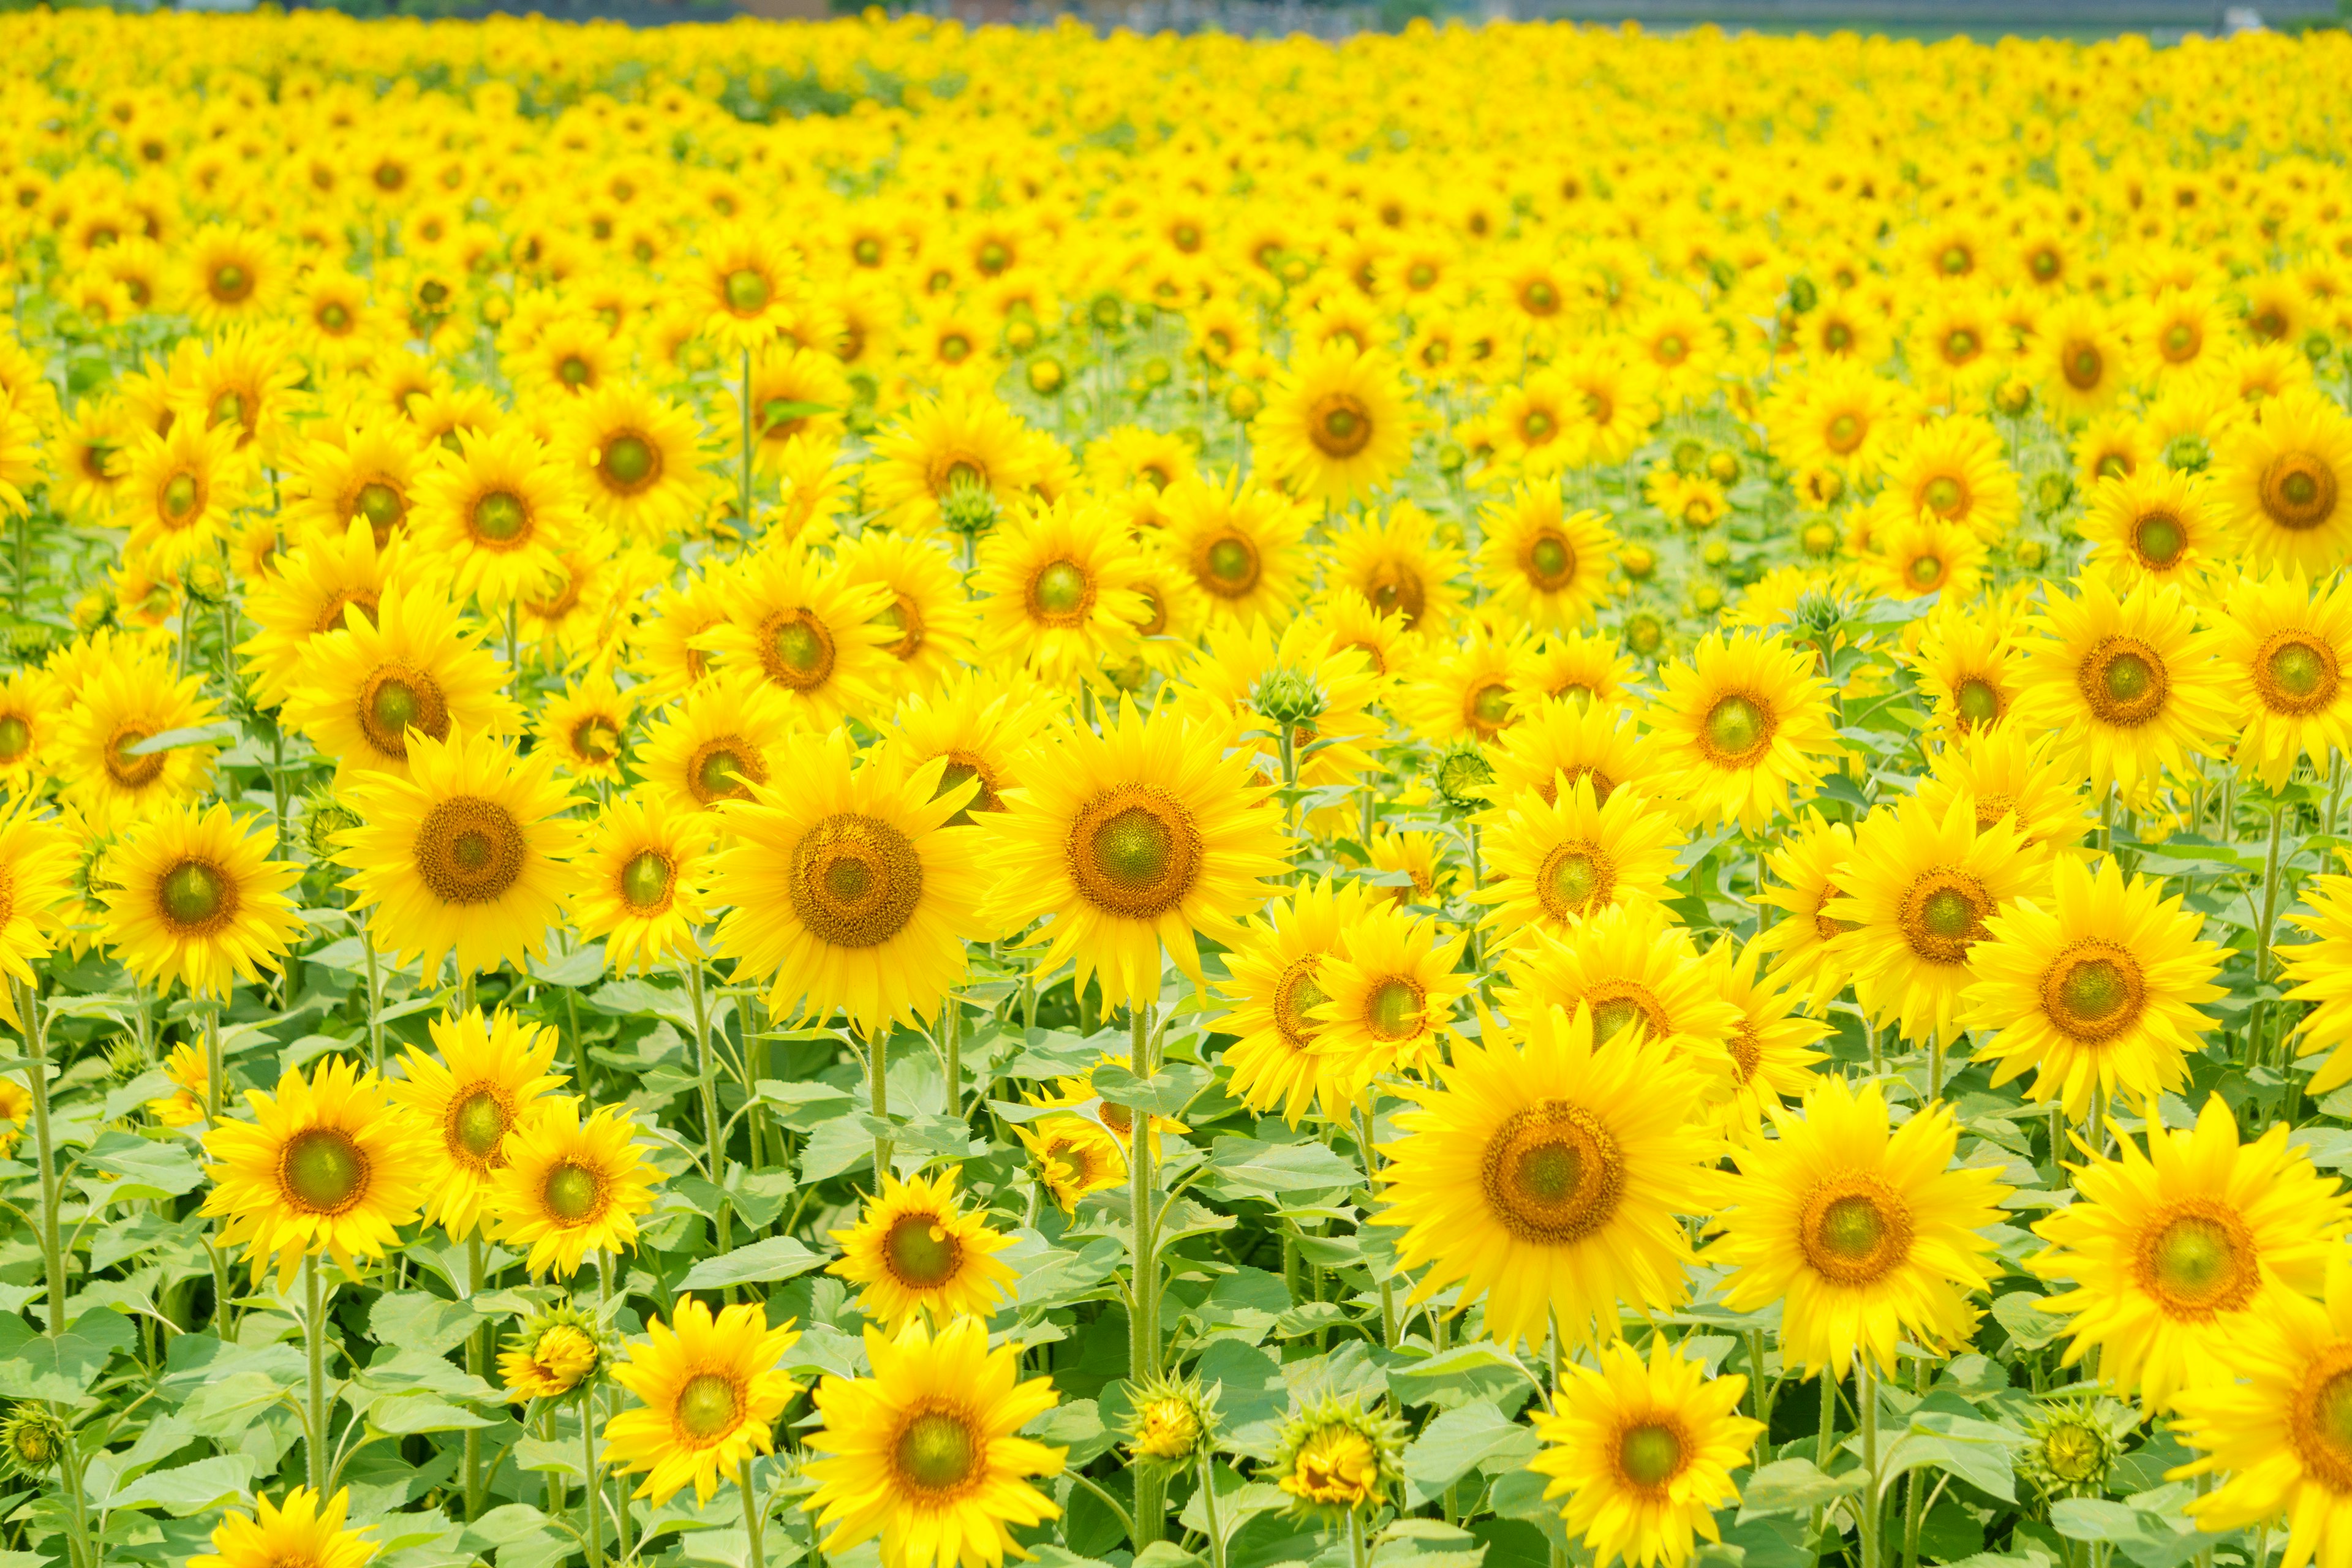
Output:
left=1879, top=415, right=2018, bottom=542
left=603, top=1296, right=802, bottom=1506
left=1306, top=904, right=1470, bottom=1090
left=803, top=1314, right=1065, bottom=1568
left=390, top=1006, right=568, bottom=1243
left=2037, top=296, right=2132, bottom=423
left=54, top=396, right=131, bottom=523
left=1706, top=935, right=1830, bottom=1140
left=835, top=529, right=981, bottom=698
left=0, top=668, right=59, bottom=793
left=692, top=222, right=807, bottom=355
left=146, top=1044, right=207, bottom=1129
left=1324, top=504, right=1467, bottom=634
left=333, top=725, right=583, bottom=981
left=1765, top=360, right=1906, bottom=481
left=2073, top=413, right=2157, bottom=491
left=1159, top=473, right=1312, bottom=627
left=54, top=648, right=219, bottom=832
left=119, top=417, right=247, bottom=576
left=199, top=1055, right=435, bottom=1289
left=982, top=701, right=1288, bottom=1011
left=1268, top=1394, right=1408, bottom=1518
left=1649, top=629, right=1841, bottom=832
left=1912, top=724, right=2097, bottom=866
left=698, top=542, right=896, bottom=726
left=567, top=790, right=715, bottom=974
left=1713, top=1076, right=2007, bottom=1377
left=828, top=1167, right=1017, bottom=1329
left=1513, top=628, right=1642, bottom=715
left=1398, top=620, right=1529, bottom=745
left=2010, top=576, right=2235, bottom=798
left=1173, top=617, right=1384, bottom=799
left=2173, top=1253, right=2352, bottom=1568
left=99, top=801, right=303, bottom=1000
left=882, top=671, right=1052, bottom=826
left=1253, top=344, right=1417, bottom=504
left=2218, top=388, right=2352, bottom=574
left=1218, top=876, right=1385, bottom=1128
left=181, top=224, right=284, bottom=328
left=285, top=584, right=518, bottom=783
left=1907, top=599, right=2022, bottom=739
left=1560, top=352, right=1660, bottom=467
left=1475, top=774, right=1683, bottom=943
left=1376, top=1000, right=1714, bottom=1352
left=2029, top=1094, right=2350, bottom=1415
left=499, top=1303, right=606, bottom=1404
left=488, top=1099, right=662, bottom=1279
left=734, top=344, right=851, bottom=475
left=2078, top=467, right=2226, bottom=590
left=284, top=418, right=426, bottom=547
left=632, top=670, right=793, bottom=816
left=709, top=729, right=989, bottom=1035
left=1476, top=486, right=1618, bottom=632
left=970, top=496, right=1152, bottom=682
left=187, top=1487, right=375, bottom=1568
left=2136, top=289, right=2224, bottom=386
left=1828, top=790, right=2044, bottom=1044
left=1866, top=514, right=1985, bottom=603
left=532, top=670, right=634, bottom=785
left=238, top=521, right=400, bottom=709
left=2277, top=873, right=2352, bottom=1097
left=1305, top=587, right=1417, bottom=688
left=867, top=388, right=1040, bottom=535
left=0, top=801, right=79, bottom=1025
left=1491, top=369, right=1581, bottom=476
left=1752, top=810, right=1856, bottom=1008
left=1017, top=1114, right=1128, bottom=1213
left=2214, top=567, right=2352, bottom=791
left=1531, top=1338, right=1763, bottom=1568
left=1499, top=902, right=1740, bottom=1086
left=1487, top=700, right=1660, bottom=814
left=560, top=380, right=712, bottom=546
left=409, top=423, right=584, bottom=610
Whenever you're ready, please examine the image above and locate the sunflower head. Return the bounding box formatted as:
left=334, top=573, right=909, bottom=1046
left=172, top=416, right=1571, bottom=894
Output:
left=0, top=1403, right=65, bottom=1478
left=2019, top=1392, right=2125, bottom=1502
left=1122, top=1371, right=1220, bottom=1468
left=500, top=1302, right=611, bottom=1405
left=1431, top=739, right=1494, bottom=812
left=1268, top=1393, right=1406, bottom=1517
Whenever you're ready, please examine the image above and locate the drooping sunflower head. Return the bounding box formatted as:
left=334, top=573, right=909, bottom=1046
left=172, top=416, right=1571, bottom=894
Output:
left=1017, top=1114, right=1127, bottom=1213
left=1268, top=1393, right=1407, bottom=1517
left=499, top=1302, right=611, bottom=1405
left=0, top=1403, right=64, bottom=1479
left=1123, top=1371, right=1219, bottom=1468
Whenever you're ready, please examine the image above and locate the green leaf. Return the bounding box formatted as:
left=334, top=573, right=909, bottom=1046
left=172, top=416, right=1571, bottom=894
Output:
left=2049, top=1499, right=2201, bottom=1568
left=1093, top=1062, right=1210, bottom=1117
left=103, top=1454, right=255, bottom=1516
left=361, top=1390, right=500, bottom=1435
left=1735, top=1457, right=1864, bottom=1521
left=1403, top=1401, right=1540, bottom=1497
left=1023, top=1396, right=1116, bottom=1466
left=368, top=1291, right=484, bottom=1358
left=123, top=722, right=236, bottom=756
left=74, top=1128, right=203, bottom=1202
left=676, top=1235, right=828, bottom=1291
left=460, top=1503, right=572, bottom=1568
left=1205, top=1136, right=1366, bottom=1200
left=0, top=1307, right=134, bottom=1404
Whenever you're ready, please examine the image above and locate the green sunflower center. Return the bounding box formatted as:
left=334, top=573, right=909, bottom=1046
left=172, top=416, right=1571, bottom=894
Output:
left=544, top=1161, right=604, bottom=1225
left=1618, top=1422, right=1684, bottom=1488
left=283, top=1128, right=368, bottom=1213
left=452, top=1089, right=508, bottom=1161
left=895, top=1411, right=978, bottom=1491
left=676, top=1373, right=741, bottom=1441
left=884, top=1213, right=960, bottom=1287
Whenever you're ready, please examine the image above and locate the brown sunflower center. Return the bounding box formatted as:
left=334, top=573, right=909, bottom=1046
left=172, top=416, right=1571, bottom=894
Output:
left=600, top=433, right=660, bottom=494
left=105, top=723, right=167, bottom=788
left=1363, top=976, right=1424, bottom=1042
left=1800, top=1177, right=1913, bottom=1286
left=1068, top=786, right=1202, bottom=919
left=2135, top=1202, right=2258, bottom=1319
left=281, top=1127, right=369, bottom=1215
left=414, top=796, right=527, bottom=906
left=2260, top=453, right=2339, bottom=532
left=2133, top=511, right=2185, bottom=568
left=1201, top=534, right=1260, bottom=597
left=761, top=609, right=836, bottom=691
left=2040, top=940, right=2147, bottom=1042
left=1587, top=981, right=1671, bottom=1048
left=1727, top=1022, right=1763, bottom=1085
left=788, top=813, right=924, bottom=949
left=1365, top=562, right=1426, bottom=626
left=895, top=1408, right=979, bottom=1493
left=450, top=1087, right=511, bottom=1164
left=1480, top=1099, right=1624, bottom=1245
left=1273, top=956, right=1330, bottom=1051
left=1027, top=559, right=1094, bottom=627
left=358, top=663, right=451, bottom=760
left=1523, top=530, right=1576, bottom=592
left=2255, top=630, right=2341, bottom=715
left=1812, top=881, right=1850, bottom=944
left=676, top=1372, right=742, bottom=1442
left=1539, top=840, right=1614, bottom=921
left=2287, top=1347, right=2352, bottom=1493
left=1826, top=412, right=1864, bottom=454
left=157, top=857, right=236, bottom=935
left=620, top=849, right=674, bottom=913
left=160, top=473, right=201, bottom=522
left=2075, top=635, right=2169, bottom=727
left=2062, top=341, right=2103, bottom=391
left=470, top=491, right=530, bottom=548
left=543, top=1160, right=608, bottom=1226
left=687, top=734, right=766, bottom=805
left=1617, top=1420, right=1687, bottom=1492
left=1922, top=474, right=1968, bottom=517
left=1954, top=676, right=2003, bottom=729
left=876, top=595, right=926, bottom=661
left=1898, top=869, right=1992, bottom=964
left=884, top=1212, right=962, bottom=1288
left=1700, top=692, right=1775, bottom=767
left=1308, top=393, right=1374, bottom=459
left=933, top=753, right=1000, bottom=823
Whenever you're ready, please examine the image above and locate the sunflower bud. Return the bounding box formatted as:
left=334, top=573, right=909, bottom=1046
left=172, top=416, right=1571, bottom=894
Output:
left=1026, top=356, right=1065, bottom=396
left=2014, top=537, right=2049, bottom=571
left=1267, top=1393, right=1406, bottom=1517
left=1122, top=1372, right=1219, bottom=1467
left=1800, top=521, right=1839, bottom=557
left=1430, top=739, right=1493, bottom=812
left=0, top=1403, right=66, bottom=1478
left=1224, top=383, right=1263, bottom=423
left=301, top=790, right=363, bottom=864
left=1994, top=377, right=2036, bottom=418
left=1623, top=611, right=1665, bottom=657
left=1251, top=667, right=1326, bottom=734
left=2163, top=432, right=2212, bottom=474
left=183, top=558, right=229, bottom=605
left=2034, top=470, right=2075, bottom=518
left=500, top=1303, right=609, bottom=1405
left=1618, top=543, right=1655, bottom=581
left=2020, top=1392, right=2124, bottom=1502
left=940, top=474, right=998, bottom=539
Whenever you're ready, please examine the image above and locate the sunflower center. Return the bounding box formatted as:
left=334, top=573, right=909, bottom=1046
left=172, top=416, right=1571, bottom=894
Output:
left=1955, top=677, right=2003, bottom=728
left=1701, top=693, right=1774, bottom=766
left=1273, top=957, right=1330, bottom=1050
left=571, top=717, right=619, bottom=764
left=450, top=1088, right=510, bottom=1162
left=2163, top=322, right=2199, bottom=361
left=359, top=665, right=451, bottom=759
left=602, top=434, right=658, bottom=491
left=415, top=797, right=527, bottom=905
left=2288, top=1350, right=2352, bottom=1493
left=1309, top=393, right=1374, bottom=459
left=1540, top=841, right=1614, bottom=921
left=472, top=491, right=530, bottom=546
left=1728, top=1022, right=1763, bottom=1084
left=1824, top=412, right=1863, bottom=454
left=2256, top=630, right=2340, bottom=715
left=2064, top=342, right=2103, bottom=391
left=723, top=268, right=771, bottom=315
left=2137, top=1204, right=2258, bottom=1317
left=1480, top=1100, right=1624, bottom=1245
left=1943, top=329, right=1978, bottom=364
left=620, top=850, right=674, bottom=912
left=212, top=263, right=250, bottom=301
left=2133, top=511, right=2184, bottom=567
left=0, top=715, right=28, bottom=764
left=876, top=595, right=925, bottom=661
left=157, top=858, right=233, bottom=934
left=1898, top=869, right=1992, bottom=964
left=2041, top=940, right=2147, bottom=1042
left=676, top=1372, right=741, bottom=1441
left=105, top=723, right=166, bottom=788
left=687, top=736, right=767, bottom=805
left=1365, top=562, right=1427, bottom=626
left=933, top=753, right=998, bottom=823
left=1029, top=559, right=1093, bottom=626
left=2075, top=636, right=2169, bottom=727
left=1907, top=553, right=1945, bottom=589
left=544, top=1161, right=606, bottom=1226
left=319, top=301, right=352, bottom=333
left=2260, top=453, right=2339, bottom=531
left=1467, top=682, right=1513, bottom=734
left=788, top=813, right=924, bottom=949
left=1923, top=475, right=1967, bottom=516
left=2042, top=1422, right=2105, bottom=1482
left=1365, top=977, right=1423, bottom=1042
left=1069, top=788, right=1202, bottom=919
left=1798, top=1177, right=1914, bottom=1286
left=356, top=480, right=405, bottom=532
left=895, top=1409, right=978, bottom=1493
left=1618, top=1422, right=1686, bottom=1490
left=1202, top=535, right=1259, bottom=595
left=161, top=473, right=199, bottom=522
left=884, top=1212, right=962, bottom=1287
left=1588, top=981, right=1671, bottom=1046
left=760, top=609, right=835, bottom=690
left=281, top=1128, right=369, bottom=1215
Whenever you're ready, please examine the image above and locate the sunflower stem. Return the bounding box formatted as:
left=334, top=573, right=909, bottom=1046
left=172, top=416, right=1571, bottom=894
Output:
left=304, top=1252, right=330, bottom=1496
left=17, top=979, right=65, bottom=1344
left=465, top=1236, right=485, bottom=1521
left=941, top=995, right=962, bottom=1125
left=1128, top=996, right=1164, bottom=1547
left=2255, top=804, right=2286, bottom=1074
left=1199, top=1453, right=1228, bottom=1568
left=1348, top=1506, right=1370, bottom=1568
left=1859, top=1359, right=1881, bottom=1568
left=583, top=1392, right=605, bottom=1568
left=1351, top=1104, right=1396, bottom=1349
left=867, top=1023, right=892, bottom=1182
left=1277, top=720, right=1301, bottom=884
left=738, top=1457, right=767, bottom=1568
left=1815, top=1366, right=1836, bottom=1470
left=739, top=347, right=754, bottom=542
left=360, top=916, right=386, bottom=1076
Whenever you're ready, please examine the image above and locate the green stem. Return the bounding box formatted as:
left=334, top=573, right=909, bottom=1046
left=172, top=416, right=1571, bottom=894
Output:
left=2255, top=803, right=2286, bottom=1070
left=1349, top=1507, right=1370, bottom=1568
left=1860, top=1359, right=1880, bottom=1568
left=739, top=1456, right=766, bottom=1568
left=1352, top=1104, right=1396, bottom=1349
left=941, top=997, right=962, bottom=1124
left=465, top=1237, right=484, bottom=1520
left=305, top=1253, right=330, bottom=1495
left=18, top=980, right=64, bottom=1341
left=584, top=1392, right=605, bottom=1568
left=1128, top=997, right=1164, bottom=1547
left=360, top=917, right=385, bottom=1075
left=1200, top=1453, right=1227, bottom=1568
left=1277, top=722, right=1300, bottom=883
left=739, top=347, right=754, bottom=540
left=1815, top=1368, right=1837, bottom=1469
left=868, top=1025, right=892, bottom=1181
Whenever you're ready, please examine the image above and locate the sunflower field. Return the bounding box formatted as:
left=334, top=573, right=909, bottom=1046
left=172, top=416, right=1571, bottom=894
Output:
left=9, top=10, right=2352, bottom=1568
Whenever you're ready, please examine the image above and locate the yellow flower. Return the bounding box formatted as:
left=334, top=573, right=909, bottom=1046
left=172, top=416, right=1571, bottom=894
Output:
left=1474, top=773, right=1684, bottom=942
left=1159, top=473, right=1312, bottom=627
left=1649, top=630, right=1841, bottom=832
left=827, top=1167, right=1018, bottom=1329
left=698, top=541, right=897, bottom=726
left=1268, top=1394, right=1406, bottom=1517
left=99, top=801, right=303, bottom=999
left=2078, top=467, right=2225, bottom=591
left=632, top=669, right=792, bottom=816
left=867, top=387, right=1040, bottom=534
left=200, top=1055, right=435, bottom=1290
left=568, top=790, right=716, bottom=974
left=2213, top=566, right=2352, bottom=791
left=1706, top=936, right=1830, bottom=1142
left=1322, top=505, right=1466, bottom=634
left=409, top=423, right=584, bottom=609
left=284, top=583, right=519, bottom=783
left=1500, top=901, right=1740, bottom=1088
left=2217, top=386, right=2352, bottom=575
left=1218, top=876, right=1382, bottom=1128
left=1477, top=486, right=1618, bottom=631
left=239, top=516, right=407, bottom=710
left=972, top=495, right=1152, bottom=682
left=603, top=1296, right=803, bottom=1504
left=2011, top=576, right=2234, bottom=798
left=804, top=1314, right=1066, bottom=1568
left=499, top=1303, right=605, bottom=1404
left=692, top=222, right=809, bottom=356
left=560, top=380, right=712, bottom=546
left=390, top=1007, right=569, bottom=1243
left=1752, top=810, right=1856, bottom=1010
left=1253, top=344, right=1417, bottom=504
left=0, top=800, right=78, bottom=1026
left=1307, top=904, right=1471, bottom=1088
left=835, top=527, right=981, bottom=698
left=187, top=1487, right=375, bottom=1568
left=532, top=669, right=634, bottom=785
left=488, top=1099, right=662, bottom=1280
left=1017, top=1115, right=1127, bottom=1213
left=119, top=417, right=249, bottom=577
left=1713, top=1076, right=2010, bottom=1378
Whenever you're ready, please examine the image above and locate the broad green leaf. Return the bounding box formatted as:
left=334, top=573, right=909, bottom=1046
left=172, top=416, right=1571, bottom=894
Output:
left=368, top=1291, right=484, bottom=1358
left=1735, top=1457, right=1865, bottom=1521
left=104, top=1455, right=255, bottom=1517
left=1403, top=1401, right=1540, bottom=1496
left=1206, top=1136, right=1365, bottom=1199
left=677, top=1235, right=827, bottom=1291
left=0, top=1307, right=134, bottom=1404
